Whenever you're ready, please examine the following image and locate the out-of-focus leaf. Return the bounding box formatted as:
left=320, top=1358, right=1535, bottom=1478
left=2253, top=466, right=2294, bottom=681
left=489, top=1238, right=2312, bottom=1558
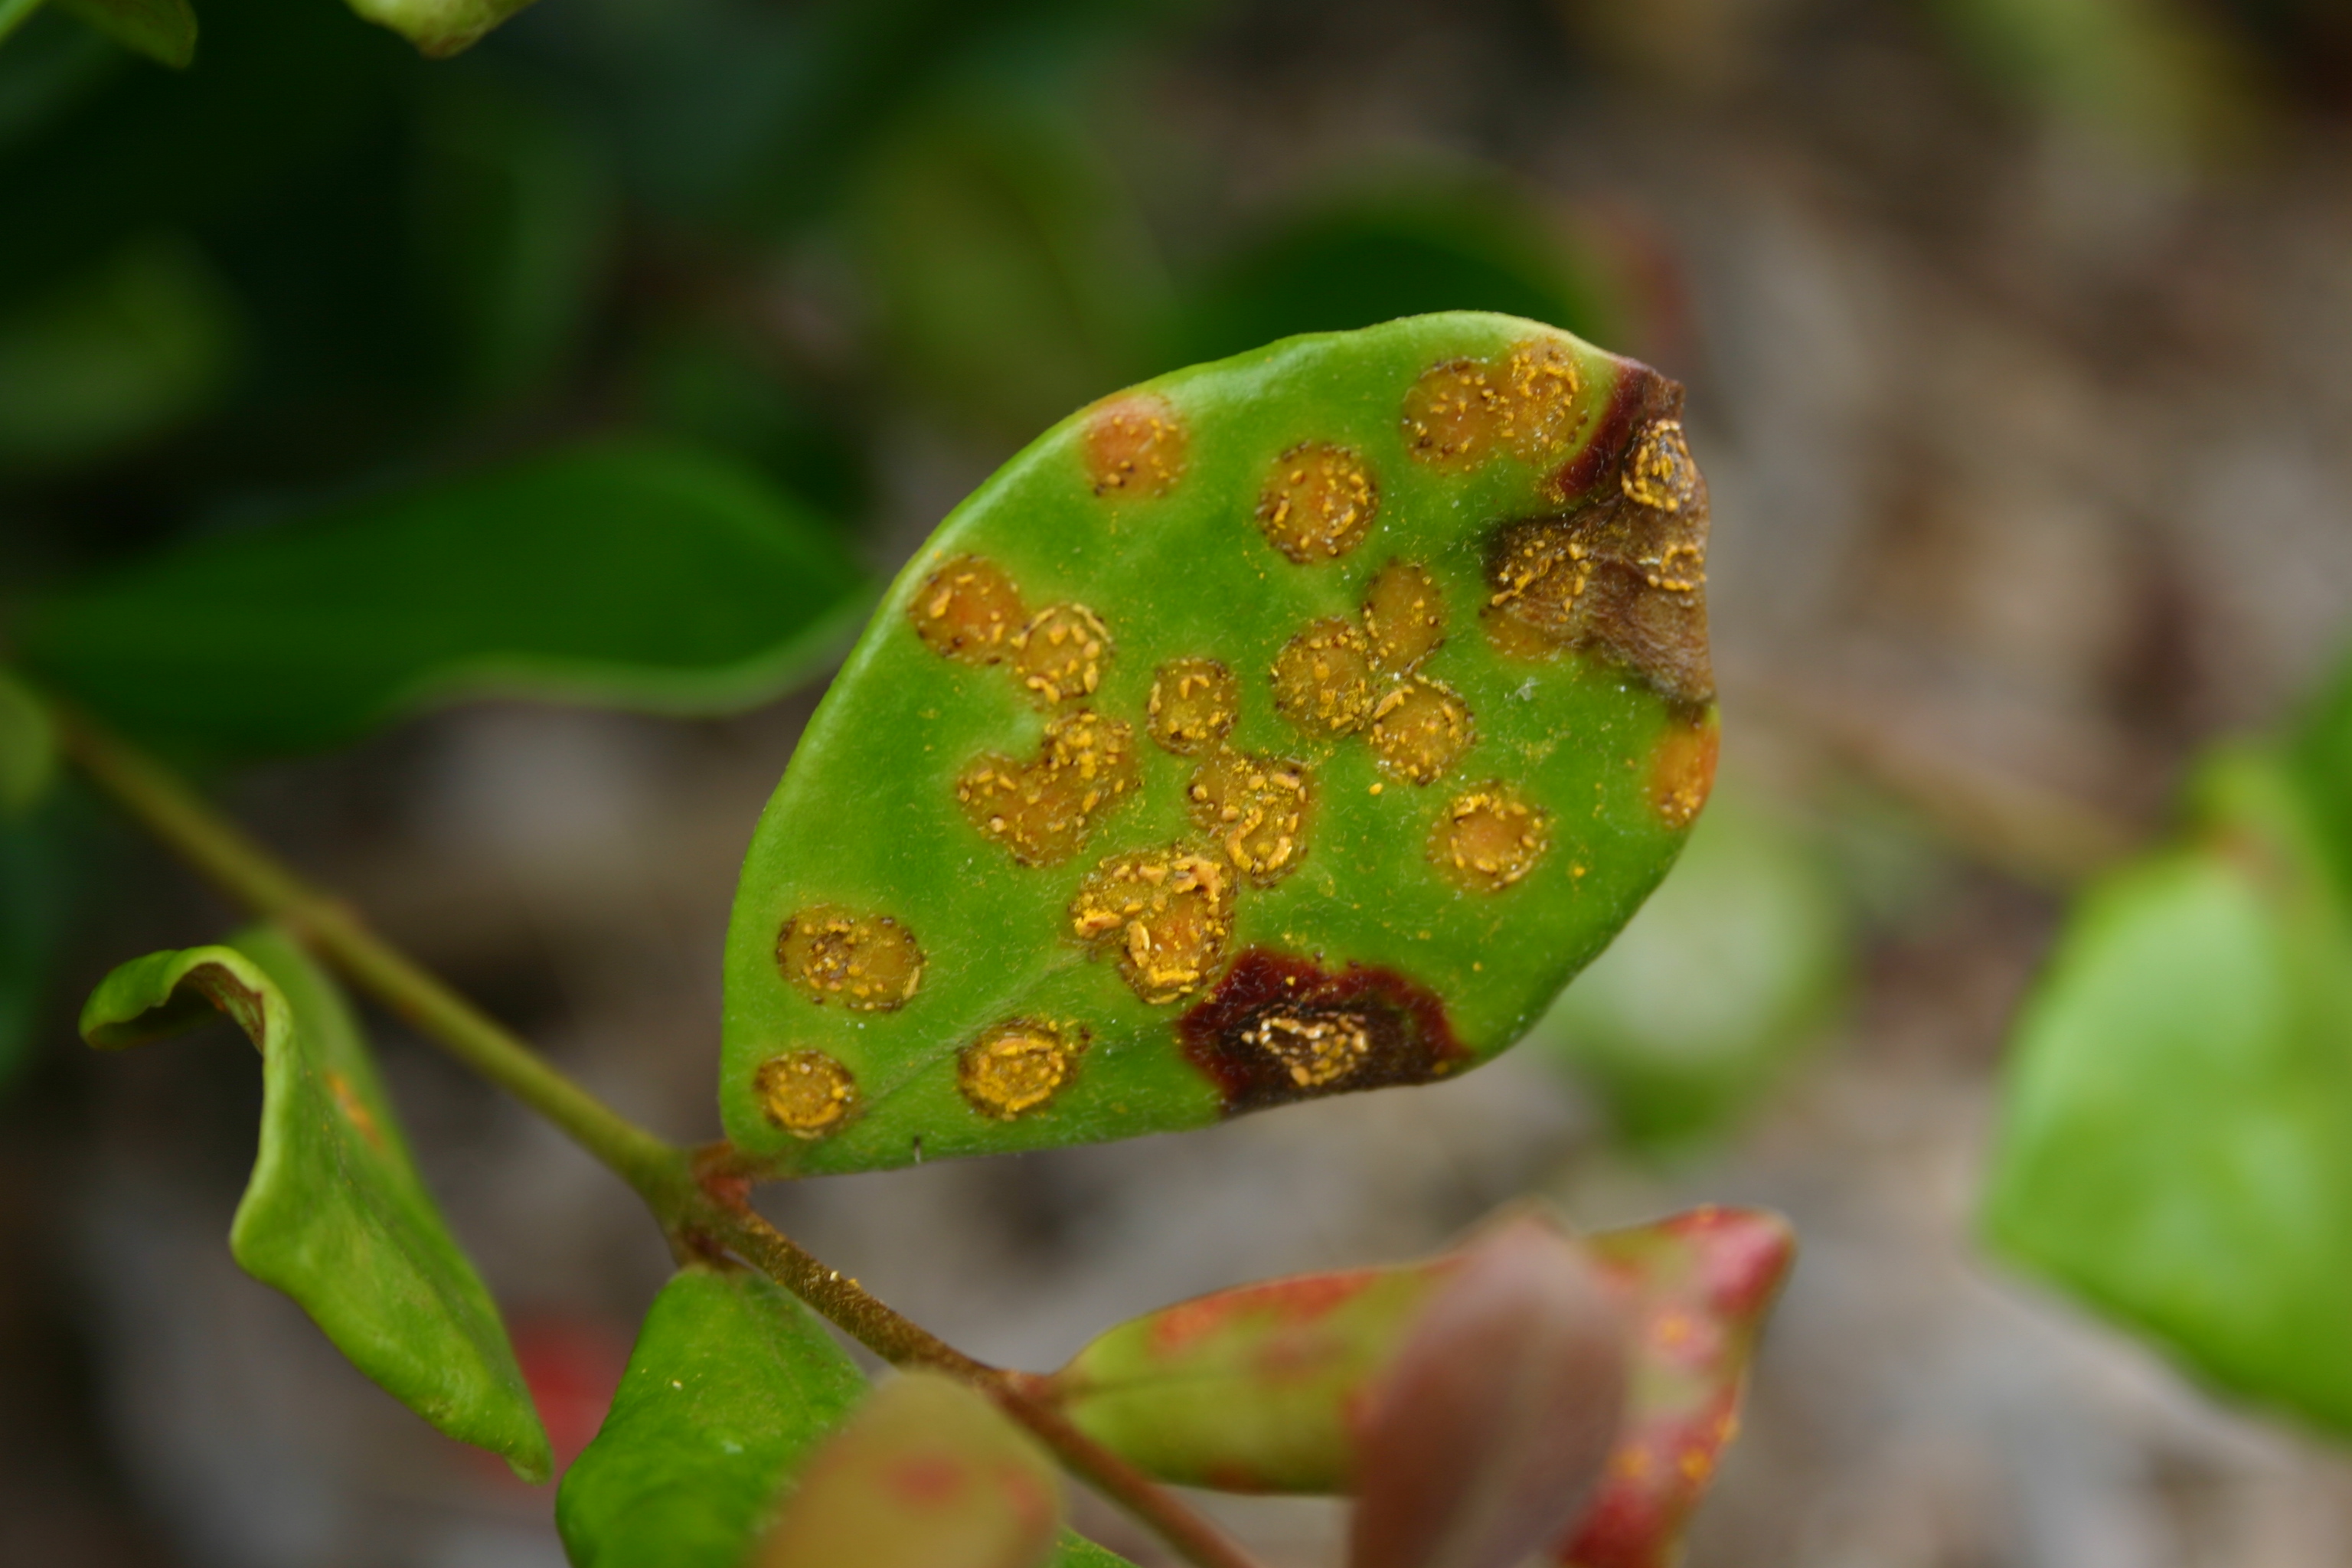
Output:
left=635, top=327, right=872, bottom=526
left=54, top=0, right=192, bottom=67
left=21, top=439, right=874, bottom=754
left=0, top=0, right=47, bottom=48
left=411, top=76, right=616, bottom=404
left=0, top=231, right=238, bottom=474
left=1172, top=174, right=1622, bottom=370
left=1984, top=749, right=2352, bottom=1436
left=0, top=811, right=64, bottom=1088
left=80, top=926, right=552, bottom=1478
left=753, top=1371, right=1063, bottom=1568
left=852, top=96, right=1168, bottom=440
left=720, top=313, right=1717, bottom=1176
left=558, top=1265, right=870, bottom=1568
left=0, top=669, right=57, bottom=818
left=2287, top=647, right=2352, bottom=897
left=1533, top=786, right=1846, bottom=1146
left=1350, top=1216, right=1627, bottom=1568
left=344, top=0, right=533, bottom=59
left=1556, top=1206, right=1796, bottom=1568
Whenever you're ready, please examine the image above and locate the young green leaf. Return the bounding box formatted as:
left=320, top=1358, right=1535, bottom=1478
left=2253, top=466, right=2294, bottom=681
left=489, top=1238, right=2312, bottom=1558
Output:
left=80, top=926, right=552, bottom=1479
left=557, top=1265, right=871, bottom=1568
left=1983, top=748, right=2352, bottom=1436
left=52, top=0, right=193, bottom=67
left=753, top=1371, right=1065, bottom=1568
left=0, top=669, right=57, bottom=818
left=21, top=439, right=871, bottom=755
left=342, top=0, right=531, bottom=59
left=720, top=312, right=1717, bottom=1175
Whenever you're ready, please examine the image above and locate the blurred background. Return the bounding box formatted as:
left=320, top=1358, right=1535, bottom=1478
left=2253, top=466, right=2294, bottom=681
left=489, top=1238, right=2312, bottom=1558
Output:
left=5, top=0, right=2352, bottom=1563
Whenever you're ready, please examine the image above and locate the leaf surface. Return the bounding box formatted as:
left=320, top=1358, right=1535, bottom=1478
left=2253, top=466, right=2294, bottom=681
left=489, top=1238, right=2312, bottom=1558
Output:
left=80, top=926, right=551, bottom=1478
left=21, top=439, right=871, bottom=755
left=343, top=0, right=533, bottom=58
left=721, top=312, right=1717, bottom=1174
left=53, top=0, right=192, bottom=67
left=0, top=669, right=56, bottom=817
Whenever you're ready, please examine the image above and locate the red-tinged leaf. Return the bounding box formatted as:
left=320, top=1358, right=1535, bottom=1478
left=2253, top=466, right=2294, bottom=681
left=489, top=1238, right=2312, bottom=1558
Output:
left=1350, top=1215, right=1628, bottom=1568
left=1555, top=1207, right=1796, bottom=1568
left=755, top=1372, right=1064, bottom=1568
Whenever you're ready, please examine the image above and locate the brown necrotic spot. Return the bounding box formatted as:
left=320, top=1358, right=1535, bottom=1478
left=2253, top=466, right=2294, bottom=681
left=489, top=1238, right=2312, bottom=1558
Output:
left=754, top=1050, right=858, bottom=1137
left=1187, top=749, right=1314, bottom=884
left=777, top=906, right=926, bottom=1010
left=910, top=554, right=1027, bottom=665
left=1362, top=559, right=1446, bottom=673
left=958, top=1018, right=1086, bottom=1119
left=1272, top=618, right=1377, bottom=736
left=956, top=710, right=1139, bottom=867
left=1011, top=603, right=1111, bottom=706
left=1085, top=393, right=1187, bottom=498
left=1622, top=419, right=1700, bottom=514
left=1432, top=784, right=1553, bottom=892
left=1147, top=658, right=1238, bottom=755
left=1366, top=676, right=1474, bottom=785
left=1650, top=708, right=1720, bottom=830
left=1177, top=949, right=1467, bottom=1114
left=1256, top=442, right=1377, bottom=564
left=1069, top=844, right=1233, bottom=1004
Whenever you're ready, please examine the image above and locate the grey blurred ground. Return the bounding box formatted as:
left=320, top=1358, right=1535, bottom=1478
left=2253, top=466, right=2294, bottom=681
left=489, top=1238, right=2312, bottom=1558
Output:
left=8, top=1, right=2352, bottom=1564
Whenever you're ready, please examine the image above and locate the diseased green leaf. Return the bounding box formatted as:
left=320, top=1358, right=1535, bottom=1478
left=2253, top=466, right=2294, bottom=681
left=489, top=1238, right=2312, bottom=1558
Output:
left=721, top=312, right=1717, bottom=1175
left=557, top=1266, right=870, bottom=1568
left=21, top=439, right=873, bottom=755
left=342, top=0, right=533, bottom=59
left=80, top=926, right=552, bottom=1478
left=1984, top=748, right=2352, bottom=1436
left=53, top=0, right=192, bottom=67
left=0, top=668, right=56, bottom=818
left=753, top=1371, right=1063, bottom=1568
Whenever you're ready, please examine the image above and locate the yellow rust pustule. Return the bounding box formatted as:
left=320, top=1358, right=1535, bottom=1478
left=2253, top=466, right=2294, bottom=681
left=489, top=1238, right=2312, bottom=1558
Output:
left=1011, top=602, right=1112, bottom=707
left=1147, top=658, right=1238, bottom=756
left=1365, top=675, right=1475, bottom=785
left=1650, top=709, right=1720, bottom=830
left=1622, top=419, right=1700, bottom=514
left=1084, top=392, right=1187, bottom=498
left=1401, top=337, right=1584, bottom=470
left=1272, top=617, right=1377, bottom=736
left=776, top=906, right=926, bottom=1011
left=1245, top=1009, right=1374, bottom=1089
left=1068, top=844, right=1233, bottom=1004
left=1187, top=749, right=1314, bottom=884
left=1255, top=442, right=1378, bottom=564
left=754, top=1050, right=859, bottom=1138
left=1362, top=559, right=1446, bottom=672
left=958, top=1019, right=1084, bottom=1119
left=956, top=710, right=1139, bottom=867
left=1432, top=785, right=1553, bottom=893
left=910, top=554, right=1027, bottom=665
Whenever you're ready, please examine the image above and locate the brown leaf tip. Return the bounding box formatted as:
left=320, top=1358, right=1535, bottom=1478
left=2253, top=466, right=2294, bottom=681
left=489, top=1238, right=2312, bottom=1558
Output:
left=1177, top=949, right=1466, bottom=1113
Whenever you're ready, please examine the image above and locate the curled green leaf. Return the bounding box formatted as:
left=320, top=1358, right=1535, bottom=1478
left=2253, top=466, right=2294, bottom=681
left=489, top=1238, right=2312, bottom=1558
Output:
left=80, top=926, right=551, bottom=1479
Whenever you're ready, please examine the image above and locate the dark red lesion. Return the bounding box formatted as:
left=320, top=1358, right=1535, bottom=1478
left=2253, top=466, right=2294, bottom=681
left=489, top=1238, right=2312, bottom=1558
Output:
left=1176, top=949, right=1468, bottom=1114
left=1550, top=360, right=1682, bottom=501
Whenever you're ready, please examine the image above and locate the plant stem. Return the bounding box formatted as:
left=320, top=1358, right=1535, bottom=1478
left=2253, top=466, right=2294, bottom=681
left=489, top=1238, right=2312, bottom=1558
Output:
left=50, top=701, right=1265, bottom=1568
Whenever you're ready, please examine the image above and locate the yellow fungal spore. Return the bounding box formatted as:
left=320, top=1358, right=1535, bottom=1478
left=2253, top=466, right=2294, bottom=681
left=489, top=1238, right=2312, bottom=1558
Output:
left=1085, top=392, right=1187, bottom=497
left=1432, top=785, right=1553, bottom=892
left=958, top=1020, right=1083, bottom=1119
left=1187, top=749, right=1313, bottom=884
left=1011, top=602, right=1112, bottom=707
left=1147, top=657, right=1238, bottom=755
left=754, top=1050, right=858, bottom=1137
left=910, top=554, right=1027, bottom=665
left=1245, top=1010, right=1373, bottom=1089
left=1068, top=845, right=1233, bottom=1004
left=777, top=906, right=926, bottom=1011
left=1255, top=442, right=1378, bottom=564
left=1271, top=618, right=1377, bottom=736
left=1361, top=559, right=1446, bottom=672
left=956, top=710, right=1139, bottom=867
left=1622, top=419, right=1700, bottom=513
left=1365, top=675, right=1474, bottom=785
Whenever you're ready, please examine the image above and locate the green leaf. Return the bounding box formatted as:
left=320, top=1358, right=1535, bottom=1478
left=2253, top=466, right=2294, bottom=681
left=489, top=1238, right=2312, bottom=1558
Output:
left=2287, top=645, right=2352, bottom=898
left=754, top=1371, right=1064, bottom=1568
left=0, top=0, right=48, bottom=49
left=557, top=1265, right=871, bottom=1568
left=342, top=0, right=534, bottom=59
left=0, top=668, right=57, bottom=818
left=80, top=926, right=552, bottom=1478
left=52, top=0, right=192, bottom=67
left=720, top=312, right=1717, bottom=1175
left=21, top=439, right=873, bottom=755
left=1984, top=748, right=2352, bottom=1436
left=0, top=812, right=64, bottom=1089
left=1534, top=786, right=1847, bottom=1146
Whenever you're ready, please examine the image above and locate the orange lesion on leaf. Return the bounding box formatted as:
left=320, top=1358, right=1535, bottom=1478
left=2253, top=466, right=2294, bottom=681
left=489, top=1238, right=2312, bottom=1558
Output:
left=956, top=710, right=1140, bottom=867
left=958, top=1019, right=1085, bottom=1119
left=1650, top=710, right=1719, bottom=830
left=753, top=1049, right=859, bottom=1137
left=1255, top=442, right=1378, bottom=564
left=1084, top=392, right=1187, bottom=498
left=1271, top=618, right=1377, bottom=736
left=1147, top=658, right=1238, bottom=755
left=1361, top=559, right=1446, bottom=673
left=1011, top=602, right=1112, bottom=707
left=1365, top=675, right=1474, bottom=785
left=1069, top=845, right=1233, bottom=1004
left=1431, top=784, right=1552, bottom=892
left=910, top=554, right=1027, bottom=665
left=777, top=906, right=926, bottom=1011
left=1401, top=337, right=1584, bottom=470
left=323, top=1068, right=386, bottom=1152
left=1187, top=750, right=1314, bottom=885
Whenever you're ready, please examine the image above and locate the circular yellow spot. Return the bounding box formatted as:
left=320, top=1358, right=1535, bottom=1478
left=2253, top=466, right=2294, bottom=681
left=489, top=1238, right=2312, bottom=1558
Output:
left=959, top=1020, right=1083, bottom=1119
left=1401, top=357, right=1496, bottom=468
left=1431, top=784, right=1552, bottom=893
left=1365, top=676, right=1474, bottom=785
left=956, top=710, right=1139, bottom=867
left=777, top=906, right=925, bottom=1011
left=1244, top=1010, right=1372, bottom=1089
left=1069, top=845, right=1233, bottom=1004
left=909, top=555, right=1027, bottom=665
left=1012, top=602, right=1112, bottom=707
left=1255, top=442, right=1378, bottom=564
left=1085, top=393, right=1187, bottom=497
left=1271, top=618, right=1377, bottom=736
left=754, top=1050, right=858, bottom=1137
left=1187, top=749, right=1313, bottom=885
left=1361, top=559, right=1446, bottom=673
left=1493, top=338, right=1581, bottom=463
left=1147, top=657, right=1237, bottom=755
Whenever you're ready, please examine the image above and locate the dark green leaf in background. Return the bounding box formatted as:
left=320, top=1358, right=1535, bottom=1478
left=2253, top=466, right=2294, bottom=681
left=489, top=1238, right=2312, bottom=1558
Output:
left=80, top=926, right=553, bottom=1477
left=0, top=668, right=57, bottom=818
left=52, top=0, right=194, bottom=68
left=20, top=439, right=873, bottom=754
